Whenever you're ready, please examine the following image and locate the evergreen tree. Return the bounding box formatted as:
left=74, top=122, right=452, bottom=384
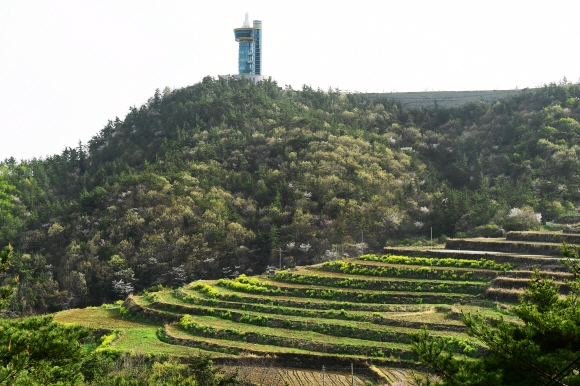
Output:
left=0, top=244, right=17, bottom=311
left=0, top=316, right=91, bottom=385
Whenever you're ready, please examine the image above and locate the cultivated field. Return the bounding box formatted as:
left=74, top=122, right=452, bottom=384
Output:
left=55, top=230, right=573, bottom=385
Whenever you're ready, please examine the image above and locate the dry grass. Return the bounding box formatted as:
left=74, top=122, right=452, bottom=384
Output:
left=485, top=287, right=524, bottom=302
left=54, top=308, right=152, bottom=329
left=445, top=239, right=563, bottom=256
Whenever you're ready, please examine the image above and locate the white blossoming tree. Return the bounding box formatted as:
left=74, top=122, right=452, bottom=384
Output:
left=493, top=206, right=542, bottom=231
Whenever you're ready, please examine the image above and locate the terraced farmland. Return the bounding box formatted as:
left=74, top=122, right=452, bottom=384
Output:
left=55, top=230, right=574, bottom=385
left=117, top=253, right=519, bottom=385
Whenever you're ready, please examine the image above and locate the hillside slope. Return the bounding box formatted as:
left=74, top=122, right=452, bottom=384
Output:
left=3, top=77, right=580, bottom=313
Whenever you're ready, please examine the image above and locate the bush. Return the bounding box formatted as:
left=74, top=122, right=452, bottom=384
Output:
left=469, top=224, right=504, bottom=238
left=397, top=238, right=432, bottom=247
left=0, top=316, right=91, bottom=384
left=542, top=201, right=565, bottom=221
left=493, top=206, right=541, bottom=231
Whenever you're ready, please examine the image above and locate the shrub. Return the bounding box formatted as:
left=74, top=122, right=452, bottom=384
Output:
left=543, top=201, right=565, bottom=221
left=192, top=283, right=220, bottom=298
left=493, top=206, right=541, bottom=231
left=217, top=277, right=282, bottom=295
left=470, top=223, right=504, bottom=238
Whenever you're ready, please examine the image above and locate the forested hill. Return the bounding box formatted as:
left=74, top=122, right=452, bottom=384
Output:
left=2, top=77, right=580, bottom=314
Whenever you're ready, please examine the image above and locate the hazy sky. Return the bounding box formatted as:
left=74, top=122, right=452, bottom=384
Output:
left=2, top=0, right=579, bottom=161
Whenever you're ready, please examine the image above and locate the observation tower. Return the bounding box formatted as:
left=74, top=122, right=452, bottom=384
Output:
left=220, top=13, right=265, bottom=83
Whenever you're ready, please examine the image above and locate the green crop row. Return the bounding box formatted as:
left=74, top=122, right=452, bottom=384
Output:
left=215, top=274, right=477, bottom=302
left=212, top=276, right=474, bottom=304
left=273, top=271, right=486, bottom=294
left=174, top=290, right=467, bottom=332
left=158, top=327, right=245, bottom=356
left=178, top=289, right=396, bottom=323
left=173, top=307, right=479, bottom=357
left=191, top=283, right=221, bottom=298
left=360, top=254, right=513, bottom=271
left=320, top=261, right=497, bottom=281
left=300, top=287, right=468, bottom=304
left=217, top=275, right=283, bottom=295
left=177, top=309, right=484, bottom=356
left=178, top=314, right=412, bottom=358
left=180, top=287, right=450, bottom=313
left=177, top=309, right=410, bottom=345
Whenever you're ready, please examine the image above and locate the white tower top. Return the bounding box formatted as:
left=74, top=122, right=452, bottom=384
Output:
left=242, top=12, right=250, bottom=27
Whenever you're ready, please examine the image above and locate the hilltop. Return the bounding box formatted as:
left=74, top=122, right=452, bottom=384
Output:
left=2, top=77, right=580, bottom=313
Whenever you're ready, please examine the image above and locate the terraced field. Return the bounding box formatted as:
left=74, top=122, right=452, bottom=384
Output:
left=55, top=230, right=574, bottom=385
left=117, top=252, right=524, bottom=385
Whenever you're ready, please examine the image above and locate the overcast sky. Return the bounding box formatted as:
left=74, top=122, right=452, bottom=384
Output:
left=2, top=0, right=579, bottom=161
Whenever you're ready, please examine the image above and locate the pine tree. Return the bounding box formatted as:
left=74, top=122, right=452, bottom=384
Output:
left=0, top=244, right=18, bottom=311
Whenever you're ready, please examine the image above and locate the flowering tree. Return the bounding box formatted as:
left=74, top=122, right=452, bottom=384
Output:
left=494, top=206, right=542, bottom=231
left=112, top=279, right=134, bottom=297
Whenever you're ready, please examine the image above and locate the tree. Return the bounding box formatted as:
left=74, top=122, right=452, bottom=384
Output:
left=0, top=316, right=91, bottom=385
left=185, top=353, right=243, bottom=386
left=0, top=244, right=91, bottom=385
left=493, top=206, right=542, bottom=232
left=0, top=244, right=18, bottom=311
left=410, top=243, right=580, bottom=386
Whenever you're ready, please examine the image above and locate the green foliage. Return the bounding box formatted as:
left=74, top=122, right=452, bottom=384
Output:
left=217, top=275, right=282, bottom=295
left=0, top=244, right=18, bottom=310
left=185, top=353, right=242, bottom=386
left=192, top=283, right=220, bottom=298
left=0, top=315, right=90, bottom=385
left=320, top=260, right=491, bottom=281
left=492, top=206, right=542, bottom=232
left=273, top=270, right=485, bottom=294
left=360, top=254, right=513, bottom=271
left=469, top=223, right=504, bottom=238
left=82, top=351, right=190, bottom=386
left=81, top=349, right=246, bottom=386
left=410, top=247, right=580, bottom=386
left=4, top=78, right=580, bottom=313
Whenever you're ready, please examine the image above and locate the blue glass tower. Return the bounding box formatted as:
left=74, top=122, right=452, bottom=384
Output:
left=234, top=13, right=262, bottom=75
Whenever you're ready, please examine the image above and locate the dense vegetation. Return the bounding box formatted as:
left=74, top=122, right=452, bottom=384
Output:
left=411, top=244, right=580, bottom=386
left=0, top=243, right=251, bottom=385
left=3, top=77, right=580, bottom=313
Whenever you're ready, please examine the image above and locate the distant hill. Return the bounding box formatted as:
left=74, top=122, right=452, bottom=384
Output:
left=2, top=76, right=580, bottom=314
